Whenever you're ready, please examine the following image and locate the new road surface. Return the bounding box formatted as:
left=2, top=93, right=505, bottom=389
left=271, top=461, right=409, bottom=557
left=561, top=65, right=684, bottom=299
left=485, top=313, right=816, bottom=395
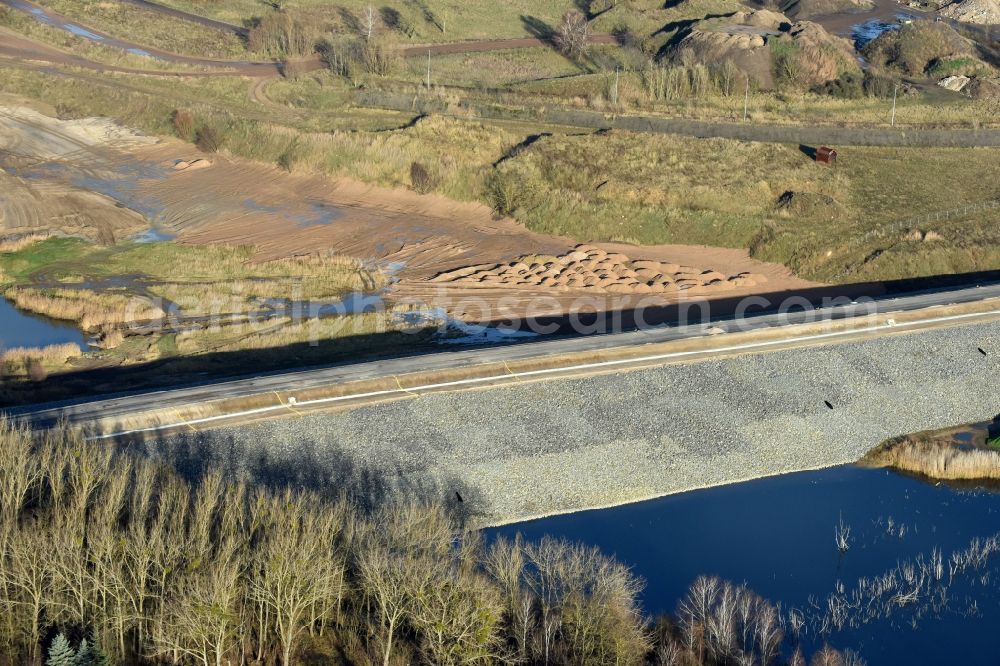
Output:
left=9, top=281, right=1000, bottom=434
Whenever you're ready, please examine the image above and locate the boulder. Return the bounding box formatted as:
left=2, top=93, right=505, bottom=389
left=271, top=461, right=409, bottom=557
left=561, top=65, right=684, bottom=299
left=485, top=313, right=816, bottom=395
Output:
left=938, top=75, right=971, bottom=91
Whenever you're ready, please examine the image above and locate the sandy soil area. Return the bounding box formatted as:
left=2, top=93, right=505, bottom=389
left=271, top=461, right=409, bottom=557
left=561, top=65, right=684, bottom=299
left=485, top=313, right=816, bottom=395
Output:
left=1, top=104, right=817, bottom=322
left=0, top=101, right=155, bottom=242
left=135, top=142, right=817, bottom=320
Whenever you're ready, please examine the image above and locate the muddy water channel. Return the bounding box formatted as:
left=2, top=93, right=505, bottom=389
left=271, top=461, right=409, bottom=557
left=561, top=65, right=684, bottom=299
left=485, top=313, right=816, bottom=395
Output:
left=489, top=465, right=1000, bottom=663
left=0, top=296, right=87, bottom=350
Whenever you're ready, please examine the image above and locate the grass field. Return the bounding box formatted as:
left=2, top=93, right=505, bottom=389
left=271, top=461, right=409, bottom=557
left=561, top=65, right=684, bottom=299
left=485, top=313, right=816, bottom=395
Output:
left=149, top=0, right=744, bottom=46
left=152, top=0, right=580, bottom=41
left=27, top=0, right=248, bottom=59
left=399, top=47, right=592, bottom=88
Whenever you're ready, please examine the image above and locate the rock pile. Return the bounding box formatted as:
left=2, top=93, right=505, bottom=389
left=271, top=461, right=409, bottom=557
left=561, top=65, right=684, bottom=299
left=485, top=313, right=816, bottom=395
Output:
left=938, top=75, right=972, bottom=91
left=940, top=0, right=1000, bottom=24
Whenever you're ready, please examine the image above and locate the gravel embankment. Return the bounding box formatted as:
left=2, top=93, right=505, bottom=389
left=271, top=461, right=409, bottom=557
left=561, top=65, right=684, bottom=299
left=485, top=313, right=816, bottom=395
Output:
left=157, top=321, right=1000, bottom=526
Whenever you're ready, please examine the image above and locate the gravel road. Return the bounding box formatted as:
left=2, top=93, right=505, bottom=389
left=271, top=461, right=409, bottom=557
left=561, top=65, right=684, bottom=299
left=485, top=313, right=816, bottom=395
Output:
left=156, top=321, right=1000, bottom=526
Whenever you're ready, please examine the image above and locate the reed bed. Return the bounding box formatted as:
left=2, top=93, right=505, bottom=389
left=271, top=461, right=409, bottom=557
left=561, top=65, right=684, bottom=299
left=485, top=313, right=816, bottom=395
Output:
left=862, top=436, right=1000, bottom=480
left=0, top=233, right=50, bottom=253
left=4, top=287, right=165, bottom=330
left=0, top=342, right=81, bottom=365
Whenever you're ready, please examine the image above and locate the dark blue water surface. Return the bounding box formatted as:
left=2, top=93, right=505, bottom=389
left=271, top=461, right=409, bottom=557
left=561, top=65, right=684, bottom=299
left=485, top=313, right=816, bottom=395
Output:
left=0, top=297, right=87, bottom=350
left=488, top=466, right=1000, bottom=664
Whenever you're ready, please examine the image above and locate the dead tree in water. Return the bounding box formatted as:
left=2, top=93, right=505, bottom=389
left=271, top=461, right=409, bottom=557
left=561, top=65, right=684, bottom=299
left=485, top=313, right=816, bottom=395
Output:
left=835, top=513, right=852, bottom=554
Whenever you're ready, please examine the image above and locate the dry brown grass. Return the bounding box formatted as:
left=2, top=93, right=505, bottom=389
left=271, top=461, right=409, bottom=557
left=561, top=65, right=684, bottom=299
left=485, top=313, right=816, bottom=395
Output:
left=0, top=342, right=81, bottom=365
left=174, top=308, right=412, bottom=355
left=0, top=233, right=51, bottom=253
left=4, top=287, right=165, bottom=330
left=862, top=435, right=1000, bottom=480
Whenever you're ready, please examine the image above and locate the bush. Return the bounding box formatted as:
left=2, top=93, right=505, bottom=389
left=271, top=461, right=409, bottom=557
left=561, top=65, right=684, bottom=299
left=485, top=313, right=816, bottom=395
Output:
left=357, top=40, right=396, bottom=76
left=195, top=125, right=223, bottom=153
left=812, top=72, right=865, bottom=99
left=770, top=38, right=801, bottom=87
left=486, top=171, right=535, bottom=217
left=612, top=20, right=638, bottom=49
left=318, top=37, right=355, bottom=78
left=862, top=71, right=900, bottom=98
left=409, top=161, right=436, bottom=194
left=171, top=109, right=195, bottom=142
left=554, top=10, right=591, bottom=58
left=247, top=9, right=317, bottom=57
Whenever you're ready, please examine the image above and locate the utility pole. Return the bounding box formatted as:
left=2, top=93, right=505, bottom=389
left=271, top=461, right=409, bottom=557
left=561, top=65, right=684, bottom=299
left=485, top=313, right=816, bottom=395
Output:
left=426, top=49, right=431, bottom=89
left=891, top=83, right=899, bottom=127
left=612, top=66, right=620, bottom=106
left=743, top=76, right=750, bottom=122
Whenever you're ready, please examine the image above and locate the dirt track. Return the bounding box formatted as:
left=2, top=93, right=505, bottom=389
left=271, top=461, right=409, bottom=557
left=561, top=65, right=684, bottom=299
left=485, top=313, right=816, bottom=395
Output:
left=400, top=34, right=618, bottom=57
left=0, top=0, right=298, bottom=76
left=0, top=102, right=156, bottom=241
left=358, top=90, right=1000, bottom=146
left=118, top=0, right=248, bottom=36
left=0, top=27, right=281, bottom=77
left=1, top=0, right=614, bottom=78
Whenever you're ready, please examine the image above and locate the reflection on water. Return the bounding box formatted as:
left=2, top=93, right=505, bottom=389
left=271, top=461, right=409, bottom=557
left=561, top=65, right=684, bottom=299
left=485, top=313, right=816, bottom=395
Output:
left=488, top=466, right=1000, bottom=663
left=6, top=0, right=166, bottom=60
left=0, top=297, right=87, bottom=351
left=852, top=16, right=905, bottom=47
left=130, top=227, right=177, bottom=243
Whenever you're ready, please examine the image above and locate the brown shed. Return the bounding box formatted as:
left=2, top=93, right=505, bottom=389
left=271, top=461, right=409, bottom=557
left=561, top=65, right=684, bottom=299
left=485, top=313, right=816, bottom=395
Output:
left=816, top=146, right=837, bottom=164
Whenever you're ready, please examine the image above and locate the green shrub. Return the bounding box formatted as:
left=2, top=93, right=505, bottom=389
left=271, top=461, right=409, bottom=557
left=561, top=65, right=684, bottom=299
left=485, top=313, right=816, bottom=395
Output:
left=812, top=72, right=864, bottom=99
left=770, top=38, right=801, bottom=86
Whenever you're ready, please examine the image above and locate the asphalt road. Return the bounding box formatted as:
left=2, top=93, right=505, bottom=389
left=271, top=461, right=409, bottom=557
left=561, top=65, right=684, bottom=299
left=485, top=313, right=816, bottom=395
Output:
left=9, top=281, right=1000, bottom=430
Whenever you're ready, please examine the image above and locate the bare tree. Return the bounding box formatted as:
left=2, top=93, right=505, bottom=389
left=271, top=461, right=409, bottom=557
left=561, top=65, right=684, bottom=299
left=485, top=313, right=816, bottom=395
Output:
left=554, top=10, right=591, bottom=58
left=363, top=3, right=379, bottom=41
left=3, top=525, right=56, bottom=662
left=154, top=541, right=243, bottom=666
left=358, top=545, right=417, bottom=666
left=811, top=644, right=847, bottom=666
left=248, top=493, right=345, bottom=666
left=524, top=537, right=648, bottom=665
left=408, top=559, right=505, bottom=665
left=835, top=513, right=852, bottom=554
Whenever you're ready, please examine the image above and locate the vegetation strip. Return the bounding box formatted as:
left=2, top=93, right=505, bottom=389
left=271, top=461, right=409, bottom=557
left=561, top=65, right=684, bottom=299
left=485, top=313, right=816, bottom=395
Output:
left=356, top=91, right=1000, bottom=146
